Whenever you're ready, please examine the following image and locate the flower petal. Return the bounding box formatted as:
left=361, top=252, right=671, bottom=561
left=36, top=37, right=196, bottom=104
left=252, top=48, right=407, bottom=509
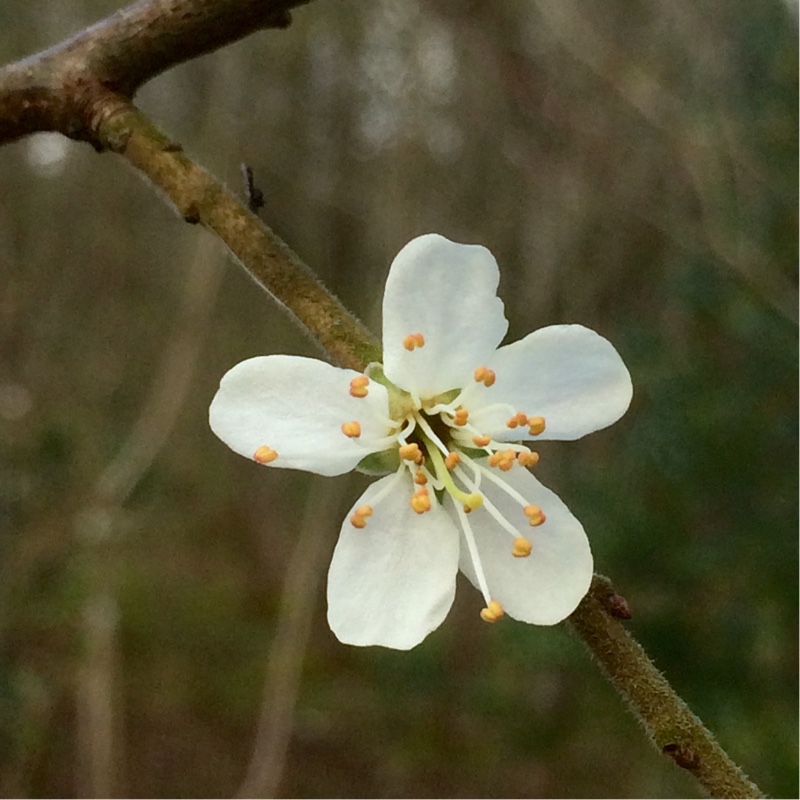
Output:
left=382, top=234, right=509, bottom=398
left=466, top=324, right=632, bottom=441
left=327, top=474, right=460, bottom=649
left=454, top=462, right=592, bottom=625
left=209, top=355, right=390, bottom=477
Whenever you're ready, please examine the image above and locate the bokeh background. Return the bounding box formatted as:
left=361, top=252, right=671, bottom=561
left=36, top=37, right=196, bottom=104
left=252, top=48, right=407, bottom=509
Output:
left=0, top=1, right=797, bottom=797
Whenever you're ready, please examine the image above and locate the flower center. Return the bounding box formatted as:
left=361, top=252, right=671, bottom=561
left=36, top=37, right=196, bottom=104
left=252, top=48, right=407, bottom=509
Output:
left=345, top=358, right=550, bottom=626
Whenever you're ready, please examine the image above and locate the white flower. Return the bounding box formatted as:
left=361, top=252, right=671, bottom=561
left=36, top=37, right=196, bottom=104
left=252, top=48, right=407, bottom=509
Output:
left=209, top=234, right=633, bottom=650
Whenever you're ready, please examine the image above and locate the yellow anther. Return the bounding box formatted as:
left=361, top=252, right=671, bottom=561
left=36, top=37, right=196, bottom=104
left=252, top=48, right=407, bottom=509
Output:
left=527, top=416, right=546, bottom=436
left=517, top=450, right=540, bottom=468
left=410, top=488, right=432, bottom=514
left=399, top=443, right=421, bottom=462
left=413, top=470, right=428, bottom=485
left=472, top=434, right=492, bottom=448
left=349, top=505, right=374, bottom=529
left=524, top=504, right=546, bottom=527
left=480, top=599, right=505, bottom=623
left=473, top=366, right=496, bottom=387
left=512, top=537, right=533, bottom=558
left=453, top=407, right=469, bottom=426
left=444, top=451, right=461, bottom=470
left=341, top=421, right=362, bottom=438
left=402, top=333, right=426, bottom=351
left=349, top=376, right=370, bottom=398
left=253, top=445, right=279, bottom=464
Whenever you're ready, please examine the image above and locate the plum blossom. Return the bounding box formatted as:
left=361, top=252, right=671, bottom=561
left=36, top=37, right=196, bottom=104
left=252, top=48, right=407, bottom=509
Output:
left=209, top=234, right=632, bottom=650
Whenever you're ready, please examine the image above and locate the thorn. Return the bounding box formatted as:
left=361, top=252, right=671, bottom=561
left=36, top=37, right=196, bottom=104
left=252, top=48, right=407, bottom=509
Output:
left=241, top=163, right=265, bottom=214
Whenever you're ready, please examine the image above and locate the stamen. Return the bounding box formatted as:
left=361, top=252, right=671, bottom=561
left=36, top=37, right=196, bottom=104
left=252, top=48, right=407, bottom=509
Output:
left=410, top=487, right=432, bottom=514
left=487, top=449, right=516, bottom=472
left=512, top=537, right=533, bottom=558
left=472, top=434, right=492, bottom=448
left=506, top=412, right=529, bottom=429
left=453, top=407, right=469, bottom=426
left=517, top=450, right=540, bottom=468
left=402, top=333, right=426, bottom=351
left=528, top=416, right=546, bottom=436
left=399, top=443, right=421, bottom=462
left=524, top=504, right=546, bottom=526
left=341, top=421, right=362, bottom=438
left=413, top=470, right=428, bottom=485
left=473, top=366, right=496, bottom=387
left=349, top=505, right=374, bottom=528
left=444, top=451, right=461, bottom=470
left=454, top=503, right=492, bottom=605
left=349, top=376, right=370, bottom=398
left=253, top=445, right=278, bottom=464
left=480, top=599, right=505, bottom=623
left=454, top=465, right=528, bottom=541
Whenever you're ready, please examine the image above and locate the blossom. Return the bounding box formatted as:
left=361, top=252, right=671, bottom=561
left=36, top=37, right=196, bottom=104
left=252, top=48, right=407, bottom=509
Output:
left=209, top=234, right=632, bottom=650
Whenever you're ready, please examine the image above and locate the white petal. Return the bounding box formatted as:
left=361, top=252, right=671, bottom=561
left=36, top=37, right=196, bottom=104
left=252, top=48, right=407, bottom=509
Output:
left=382, top=234, right=509, bottom=398
left=327, top=474, right=460, bottom=649
left=209, top=355, right=391, bottom=477
left=454, top=463, right=592, bottom=625
left=466, top=325, right=632, bottom=441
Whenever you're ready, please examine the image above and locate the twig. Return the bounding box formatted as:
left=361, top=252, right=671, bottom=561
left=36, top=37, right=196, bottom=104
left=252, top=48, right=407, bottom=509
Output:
left=568, top=575, right=764, bottom=799
left=237, top=478, right=343, bottom=798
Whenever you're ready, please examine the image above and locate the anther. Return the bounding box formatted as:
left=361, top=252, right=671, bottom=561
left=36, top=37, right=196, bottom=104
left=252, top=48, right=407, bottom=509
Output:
left=349, top=505, right=374, bottom=528
left=399, top=443, right=421, bottom=462
left=506, top=412, right=529, bottom=429
left=453, top=408, right=469, bottom=426
left=413, top=470, right=428, bottom=485
left=410, top=487, right=432, bottom=514
left=341, top=421, right=362, bottom=438
left=524, top=504, right=546, bottom=526
left=512, top=537, right=533, bottom=558
left=349, top=376, right=370, bottom=398
left=473, top=366, right=496, bottom=387
left=445, top=452, right=461, bottom=470
left=253, top=445, right=278, bottom=464
left=472, top=434, right=492, bottom=448
left=527, top=416, right=546, bottom=436
left=517, top=451, right=540, bottom=468
left=480, top=599, right=505, bottom=623
left=402, top=333, right=426, bottom=351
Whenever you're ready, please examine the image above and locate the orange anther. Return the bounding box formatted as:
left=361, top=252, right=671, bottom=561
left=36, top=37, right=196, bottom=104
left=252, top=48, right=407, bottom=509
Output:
left=413, top=470, right=428, bottom=485
left=472, top=434, right=492, bottom=448
left=349, top=504, right=374, bottom=529
left=506, top=416, right=519, bottom=429
left=497, top=449, right=517, bottom=471
left=410, top=487, right=432, bottom=514
left=480, top=599, right=505, bottom=623
left=524, top=504, right=546, bottom=527
left=453, top=408, right=469, bottom=426
left=527, top=416, right=546, bottom=436
left=399, top=443, right=421, bottom=461
left=473, top=366, right=496, bottom=387
left=512, top=537, right=533, bottom=558
left=341, top=421, right=362, bottom=438
left=402, top=333, right=426, bottom=351
left=349, top=376, right=370, bottom=398
left=253, top=445, right=278, bottom=464
left=445, top=452, right=461, bottom=470
left=517, top=450, right=540, bottom=468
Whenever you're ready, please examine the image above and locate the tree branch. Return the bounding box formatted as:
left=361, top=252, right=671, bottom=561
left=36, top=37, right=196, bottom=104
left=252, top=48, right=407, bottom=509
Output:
left=0, top=0, right=309, bottom=146
left=568, top=576, right=763, bottom=799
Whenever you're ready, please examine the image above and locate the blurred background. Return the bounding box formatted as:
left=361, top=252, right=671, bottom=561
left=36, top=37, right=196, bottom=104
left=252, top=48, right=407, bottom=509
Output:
left=0, top=0, right=797, bottom=797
